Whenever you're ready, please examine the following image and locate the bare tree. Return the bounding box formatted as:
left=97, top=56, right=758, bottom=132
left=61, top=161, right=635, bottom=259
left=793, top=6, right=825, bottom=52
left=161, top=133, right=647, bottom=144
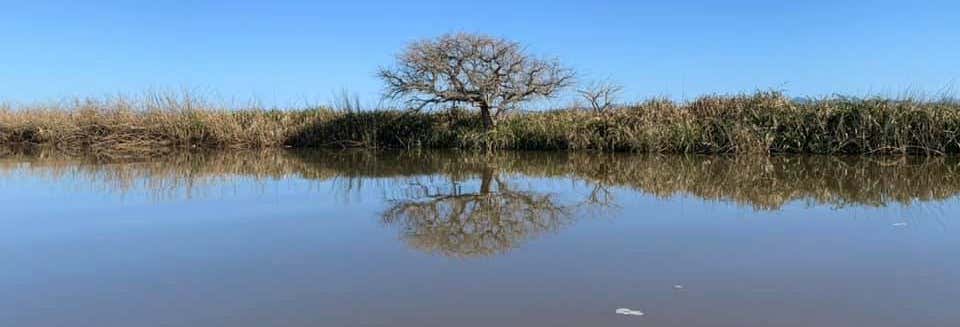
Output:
left=577, top=80, right=623, bottom=113
left=378, top=33, right=575, bottom=130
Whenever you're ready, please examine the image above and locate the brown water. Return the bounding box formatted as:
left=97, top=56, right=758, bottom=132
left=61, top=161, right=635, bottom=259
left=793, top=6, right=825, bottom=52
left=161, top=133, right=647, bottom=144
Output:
left=2, top=150, right=960, bottom=326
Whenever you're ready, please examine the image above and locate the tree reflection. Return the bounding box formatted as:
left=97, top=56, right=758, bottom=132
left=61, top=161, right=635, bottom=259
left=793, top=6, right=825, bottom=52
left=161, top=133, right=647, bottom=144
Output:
left=6, top=148, right=960, bottom=258
left=381, top=166, right=573, bottom=258
left=7, top=149, right=960, bottom=210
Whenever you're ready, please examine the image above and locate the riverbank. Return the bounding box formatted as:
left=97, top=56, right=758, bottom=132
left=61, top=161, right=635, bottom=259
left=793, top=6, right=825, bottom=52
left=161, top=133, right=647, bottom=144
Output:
left=2, top=92, right=958, bottom=157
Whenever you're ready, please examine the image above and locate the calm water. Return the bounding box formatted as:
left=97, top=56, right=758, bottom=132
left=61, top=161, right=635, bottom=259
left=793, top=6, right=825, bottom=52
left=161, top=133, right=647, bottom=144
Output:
left=2, top=150, right=960, bottom=327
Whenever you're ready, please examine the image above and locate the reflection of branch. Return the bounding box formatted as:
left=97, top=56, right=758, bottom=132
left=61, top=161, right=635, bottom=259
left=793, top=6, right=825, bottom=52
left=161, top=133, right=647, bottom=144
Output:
left=582, top=183, right=618, bottom=207
left=382, top=172, right=573, bottom=258
left=7, top=148, right=960, bottom=212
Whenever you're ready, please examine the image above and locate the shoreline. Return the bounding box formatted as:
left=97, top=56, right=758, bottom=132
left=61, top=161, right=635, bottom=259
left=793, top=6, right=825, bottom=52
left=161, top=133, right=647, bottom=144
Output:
left=3, top=92, right=959, bottom=156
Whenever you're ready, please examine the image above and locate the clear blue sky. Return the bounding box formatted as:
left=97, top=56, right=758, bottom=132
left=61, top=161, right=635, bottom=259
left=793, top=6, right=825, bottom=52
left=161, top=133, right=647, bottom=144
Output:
left=1, top=0, right=958, bottom=107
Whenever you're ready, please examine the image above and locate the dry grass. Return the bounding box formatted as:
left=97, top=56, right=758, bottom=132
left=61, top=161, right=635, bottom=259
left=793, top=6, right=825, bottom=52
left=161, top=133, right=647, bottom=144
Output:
left=2, top=91, right=959, bottom=155
left=0, top=95, right=335, bottom=158
left=492, top=92, right=960, bottom=154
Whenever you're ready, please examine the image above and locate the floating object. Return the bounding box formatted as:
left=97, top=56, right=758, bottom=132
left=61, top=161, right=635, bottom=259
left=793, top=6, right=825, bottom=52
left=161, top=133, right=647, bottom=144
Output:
left=615, top=308, right=645, bottom=316
left=892, top=222, right=909, bottom=227
left=673, top=284, right=685, bottom=289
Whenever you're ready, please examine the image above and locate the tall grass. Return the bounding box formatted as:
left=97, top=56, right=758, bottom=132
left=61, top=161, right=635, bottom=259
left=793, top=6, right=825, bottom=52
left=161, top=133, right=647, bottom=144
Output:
left=0, top=94, right=334, bottom=158
left=2, top=91, right=959, bottom=155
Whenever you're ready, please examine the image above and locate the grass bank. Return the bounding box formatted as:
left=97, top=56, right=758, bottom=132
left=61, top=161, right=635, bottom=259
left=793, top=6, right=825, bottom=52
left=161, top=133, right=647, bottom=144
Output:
left=2, top=92, right=959, bottom=156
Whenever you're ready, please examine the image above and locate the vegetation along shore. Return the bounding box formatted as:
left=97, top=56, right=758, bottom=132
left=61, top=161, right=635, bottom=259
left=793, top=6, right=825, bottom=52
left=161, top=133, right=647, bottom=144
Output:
left=2, top=91, right=960, bottom=157
left=3, top=33, right=958, bottom=157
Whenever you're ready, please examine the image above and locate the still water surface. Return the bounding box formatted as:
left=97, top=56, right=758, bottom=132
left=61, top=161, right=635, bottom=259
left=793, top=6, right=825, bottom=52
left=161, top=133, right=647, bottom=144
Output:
left=2, top=150, right=960, bottom=326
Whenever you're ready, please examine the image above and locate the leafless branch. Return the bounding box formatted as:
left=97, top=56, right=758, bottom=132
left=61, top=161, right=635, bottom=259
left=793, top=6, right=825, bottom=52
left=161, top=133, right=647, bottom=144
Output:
left=577, top=80, right=623, bottom=113
left=378, top=33, right=575, bottom=129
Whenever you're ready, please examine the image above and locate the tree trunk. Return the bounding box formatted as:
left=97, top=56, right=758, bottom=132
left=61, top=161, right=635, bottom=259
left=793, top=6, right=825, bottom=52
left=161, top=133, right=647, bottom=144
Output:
left=479, top=167, right=494, bottom=194
left=479, top=104, right=495, bottom=130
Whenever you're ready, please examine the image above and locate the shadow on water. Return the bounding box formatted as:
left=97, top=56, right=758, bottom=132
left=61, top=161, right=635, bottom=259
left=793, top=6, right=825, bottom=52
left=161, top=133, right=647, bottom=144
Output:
left=4, top=147, right=960, bottom=257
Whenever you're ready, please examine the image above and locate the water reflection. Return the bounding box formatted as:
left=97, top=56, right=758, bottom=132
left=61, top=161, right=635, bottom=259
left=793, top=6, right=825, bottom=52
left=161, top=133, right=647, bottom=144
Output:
left=382, top=166, right=572, bottom=257
left=6, top=148, right=960, bottom=326
left=3, top=148, right=960, bottom=257
left=3, top=148, right=958, bottom=209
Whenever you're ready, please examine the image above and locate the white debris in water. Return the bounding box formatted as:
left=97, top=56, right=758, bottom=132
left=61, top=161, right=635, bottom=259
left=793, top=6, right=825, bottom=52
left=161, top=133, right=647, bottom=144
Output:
left=673, top=284, right=685, bottom=289
left=615, top=308, right=645, bottom=316
left=892, top=222, right=909, bottom=227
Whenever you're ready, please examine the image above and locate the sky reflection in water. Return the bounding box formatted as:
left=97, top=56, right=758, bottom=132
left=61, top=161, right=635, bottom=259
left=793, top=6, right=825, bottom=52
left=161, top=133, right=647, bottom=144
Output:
left=1, top=150, right=959, bottom=326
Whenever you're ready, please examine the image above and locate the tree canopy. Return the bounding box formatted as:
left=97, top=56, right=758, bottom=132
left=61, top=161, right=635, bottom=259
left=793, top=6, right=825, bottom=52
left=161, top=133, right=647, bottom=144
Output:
left=378, top=33, right=574, bottom=129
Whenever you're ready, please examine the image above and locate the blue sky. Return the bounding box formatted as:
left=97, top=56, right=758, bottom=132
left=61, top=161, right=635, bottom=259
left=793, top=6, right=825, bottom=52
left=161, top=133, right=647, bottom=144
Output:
left=1, top=0, right=958, bottom=107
